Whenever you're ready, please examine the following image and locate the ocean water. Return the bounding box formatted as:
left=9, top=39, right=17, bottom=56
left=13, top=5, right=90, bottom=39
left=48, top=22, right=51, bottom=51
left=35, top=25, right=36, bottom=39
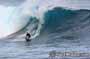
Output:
left=1, top=7, right=90, bottom=59
left=0, top=37, right=90, bottom=59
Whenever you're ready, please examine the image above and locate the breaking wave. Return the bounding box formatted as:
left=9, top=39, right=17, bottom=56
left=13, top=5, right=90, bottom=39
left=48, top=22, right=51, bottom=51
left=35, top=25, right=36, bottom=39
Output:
left=6, top=7, right=90, bottom=42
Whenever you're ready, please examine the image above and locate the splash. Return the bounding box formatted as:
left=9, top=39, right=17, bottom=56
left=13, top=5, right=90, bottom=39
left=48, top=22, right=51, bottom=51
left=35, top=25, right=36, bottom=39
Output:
left=0, top=0, right=90, bottom=39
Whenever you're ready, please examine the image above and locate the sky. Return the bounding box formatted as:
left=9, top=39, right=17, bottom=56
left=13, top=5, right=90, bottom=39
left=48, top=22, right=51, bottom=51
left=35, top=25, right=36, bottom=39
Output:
left=0, top=0, right=90, bottom=38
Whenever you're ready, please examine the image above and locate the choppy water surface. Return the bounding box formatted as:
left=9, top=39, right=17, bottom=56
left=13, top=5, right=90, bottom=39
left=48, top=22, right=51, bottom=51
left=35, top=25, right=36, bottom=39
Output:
left=0, top=38, right=90, bottom=59
left=1, top=6, right=90, bottom=59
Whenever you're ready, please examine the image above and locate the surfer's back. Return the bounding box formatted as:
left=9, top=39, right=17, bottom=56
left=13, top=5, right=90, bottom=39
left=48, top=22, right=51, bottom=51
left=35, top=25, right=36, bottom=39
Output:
left=25, top=32, right=31, bottom=42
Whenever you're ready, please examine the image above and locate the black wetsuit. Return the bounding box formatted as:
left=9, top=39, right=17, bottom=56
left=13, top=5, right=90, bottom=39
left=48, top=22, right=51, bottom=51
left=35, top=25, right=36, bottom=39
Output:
left=25, top=33, right=31, bottom=42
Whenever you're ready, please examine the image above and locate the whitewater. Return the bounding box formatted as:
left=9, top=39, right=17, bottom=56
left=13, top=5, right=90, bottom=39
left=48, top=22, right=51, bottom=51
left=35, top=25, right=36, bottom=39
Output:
left=0, top=0, right=90, bottom=59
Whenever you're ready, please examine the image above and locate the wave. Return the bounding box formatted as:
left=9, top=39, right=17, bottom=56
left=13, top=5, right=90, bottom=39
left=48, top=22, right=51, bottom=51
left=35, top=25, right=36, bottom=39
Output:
left=6, top=7, right=90, bottom=41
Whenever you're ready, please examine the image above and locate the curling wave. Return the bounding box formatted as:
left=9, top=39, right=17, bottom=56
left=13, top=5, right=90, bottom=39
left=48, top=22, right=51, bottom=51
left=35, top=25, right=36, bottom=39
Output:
left=6, top=7, right=90, bottom=42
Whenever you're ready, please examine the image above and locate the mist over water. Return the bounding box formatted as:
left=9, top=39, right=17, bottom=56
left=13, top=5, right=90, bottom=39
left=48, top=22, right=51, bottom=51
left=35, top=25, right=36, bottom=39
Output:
left=0, top=0, right=90, bottom=38
left=0, top=0, right=90, bottom=59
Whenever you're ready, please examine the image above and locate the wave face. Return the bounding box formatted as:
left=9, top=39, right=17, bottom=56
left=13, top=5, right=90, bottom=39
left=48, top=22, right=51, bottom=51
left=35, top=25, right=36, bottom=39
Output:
left=40, top=7, right=90, bottom=43
left=7, top=7, right=90, bottom=42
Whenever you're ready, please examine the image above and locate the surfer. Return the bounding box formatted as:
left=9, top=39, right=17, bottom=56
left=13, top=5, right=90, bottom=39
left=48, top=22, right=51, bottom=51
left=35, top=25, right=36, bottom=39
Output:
left=25, top=32, right=31, bottom=42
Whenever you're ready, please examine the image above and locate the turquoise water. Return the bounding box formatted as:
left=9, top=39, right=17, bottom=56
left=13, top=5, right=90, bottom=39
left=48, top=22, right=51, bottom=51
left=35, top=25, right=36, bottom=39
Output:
left=1, top=7, right=90, bottom=59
